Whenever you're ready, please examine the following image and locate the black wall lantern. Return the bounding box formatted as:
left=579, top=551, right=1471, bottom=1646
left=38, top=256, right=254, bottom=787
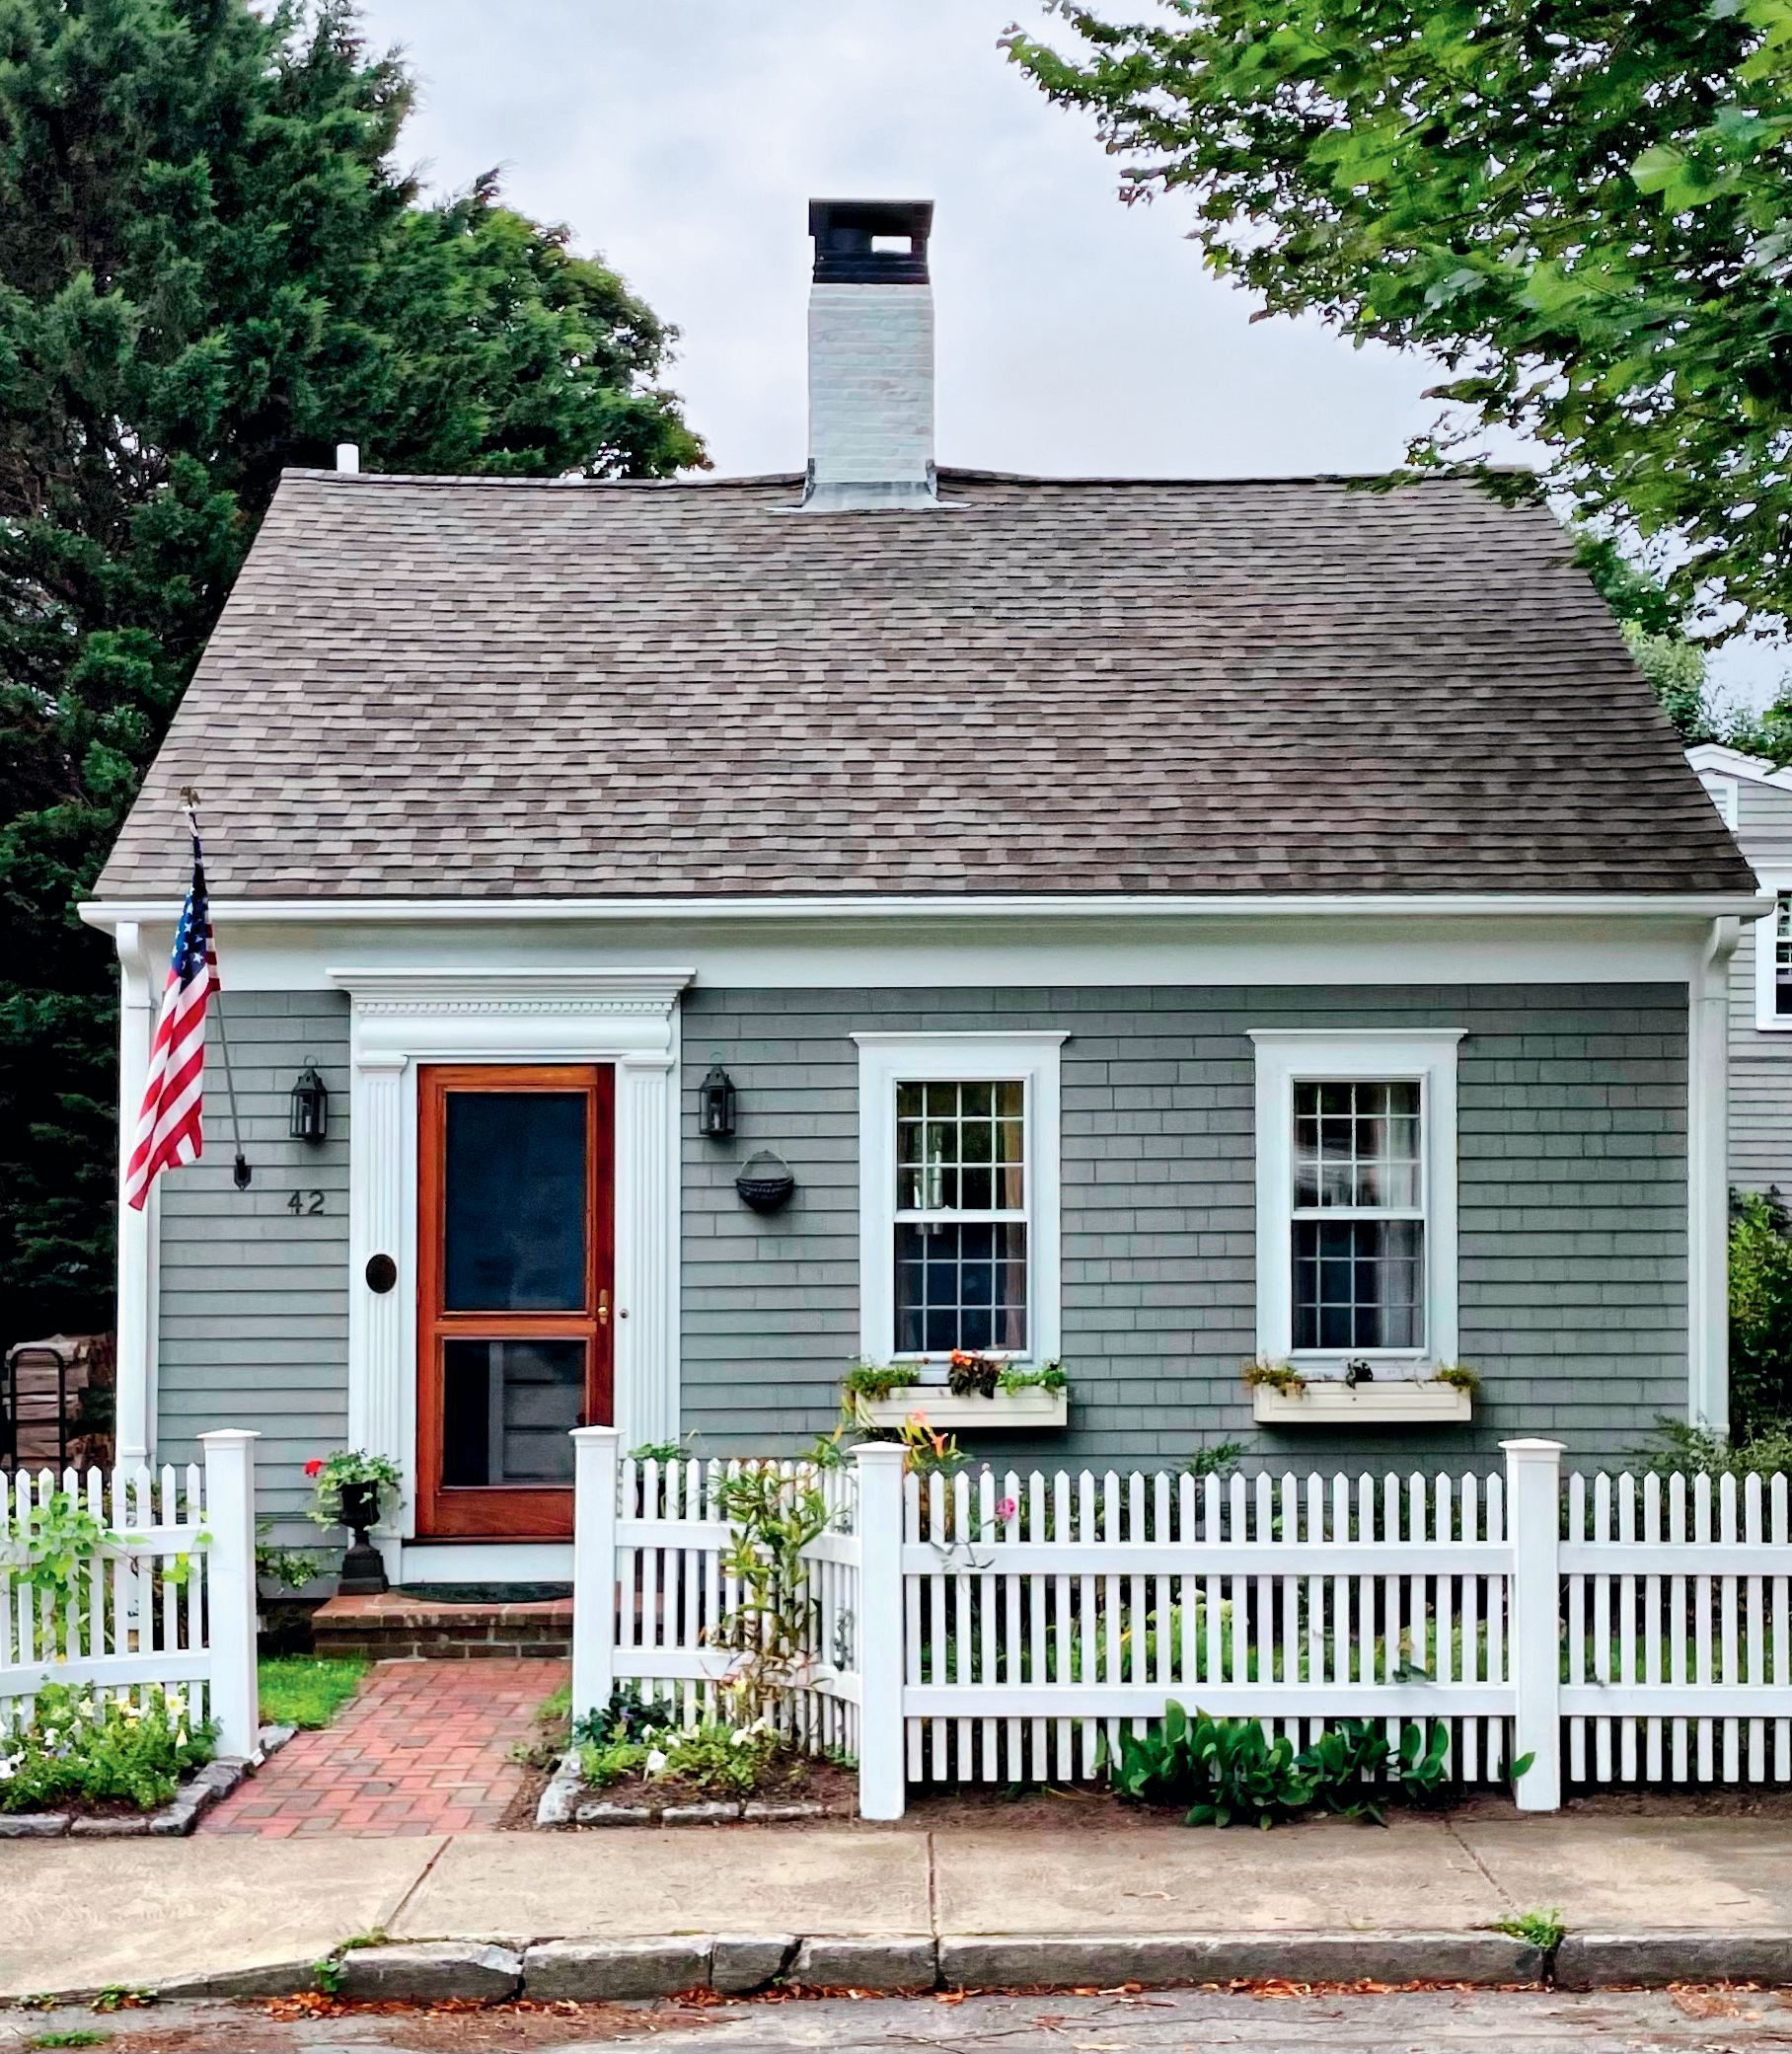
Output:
left=289, top=1065, right=329, bottom=1144
left=698, top=1062, right=737, bottom=1139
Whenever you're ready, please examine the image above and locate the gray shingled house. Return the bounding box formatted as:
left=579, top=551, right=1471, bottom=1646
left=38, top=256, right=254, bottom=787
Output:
left=1688, top=743, right=1792, bottom=1197
left=84, top=198, right=1765, bottom=1575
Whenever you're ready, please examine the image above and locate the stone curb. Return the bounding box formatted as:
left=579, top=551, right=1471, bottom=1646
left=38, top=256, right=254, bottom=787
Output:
left=0, top=1720, right=298, bottom=1843
left=15, top=1927, right=1792, bottom=2007
left=1554, top=1932, right=1792, bottom=1990
left=938, top=1932, right=1544, bottom=1991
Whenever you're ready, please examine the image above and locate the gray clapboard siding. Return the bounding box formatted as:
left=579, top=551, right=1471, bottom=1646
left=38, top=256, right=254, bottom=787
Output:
left=682, top=984, right=1689, bottom=1472
left=1721, top=779, right=1792, bottom=1195
left=155, top=991, right=349, bottom=1527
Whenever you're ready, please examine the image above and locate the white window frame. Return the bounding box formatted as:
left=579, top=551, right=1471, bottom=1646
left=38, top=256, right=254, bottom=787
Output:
left=1752, top=871, right=1792, bottom=1030
left=1250, top=1028, right=1462, bottom=1374
left=854, top=1032, right=1064, bottom=1371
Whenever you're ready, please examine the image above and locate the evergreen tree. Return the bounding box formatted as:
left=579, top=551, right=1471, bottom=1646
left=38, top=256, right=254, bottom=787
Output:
left=0, top=0, right=703, bottom=1342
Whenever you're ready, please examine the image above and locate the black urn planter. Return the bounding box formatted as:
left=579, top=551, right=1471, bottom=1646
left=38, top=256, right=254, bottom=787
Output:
left=336, top=1478, right=388, bottom=1596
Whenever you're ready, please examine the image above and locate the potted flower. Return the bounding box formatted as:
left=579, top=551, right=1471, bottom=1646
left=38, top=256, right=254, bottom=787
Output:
left=305, top=1450, right=402, bottom=1596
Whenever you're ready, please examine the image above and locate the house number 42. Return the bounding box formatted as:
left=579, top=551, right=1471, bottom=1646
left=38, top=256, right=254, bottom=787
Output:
left=287, top=1189, right=326, bottom=1215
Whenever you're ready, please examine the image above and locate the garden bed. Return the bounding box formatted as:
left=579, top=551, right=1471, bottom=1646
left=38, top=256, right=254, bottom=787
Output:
left=537, top=1745, right=857, bottom=1827
left=0, top=1721, right=296, bottom=1839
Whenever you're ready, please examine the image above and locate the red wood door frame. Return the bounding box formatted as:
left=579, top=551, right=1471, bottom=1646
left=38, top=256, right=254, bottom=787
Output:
left=415, top=1063, right=615, bottom=1539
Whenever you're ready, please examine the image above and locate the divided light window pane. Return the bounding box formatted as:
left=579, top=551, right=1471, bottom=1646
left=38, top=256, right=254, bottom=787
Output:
left=1777, top=895, right=1792, bottom=1016
left=1291, top=1079, right=1424, bottom=1352
left=893, top=1079, right=1027, bottom=1353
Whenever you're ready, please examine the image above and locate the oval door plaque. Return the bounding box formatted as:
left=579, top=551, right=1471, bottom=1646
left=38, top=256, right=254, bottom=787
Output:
left=365, top=1253, right=398, bottom=1294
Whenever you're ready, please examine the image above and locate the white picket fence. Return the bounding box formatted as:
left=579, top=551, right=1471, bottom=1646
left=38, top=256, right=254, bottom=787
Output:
left=569, top=1430, right=1792, bottom=1819
left=571, top=1435, right=860, bottom=1761
left=0, top=1431, right=261, bottom=1758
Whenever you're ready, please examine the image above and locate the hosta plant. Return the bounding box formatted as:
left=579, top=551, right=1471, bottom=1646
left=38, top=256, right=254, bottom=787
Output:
left=1105, top=1701, right=1315, bottom=1829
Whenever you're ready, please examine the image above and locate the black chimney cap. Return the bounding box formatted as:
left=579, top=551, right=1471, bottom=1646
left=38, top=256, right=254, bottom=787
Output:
left=808, top=198, right=933, bottom=284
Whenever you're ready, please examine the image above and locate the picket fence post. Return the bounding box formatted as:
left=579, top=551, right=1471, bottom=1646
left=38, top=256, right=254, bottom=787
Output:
left=199, top=1430, right=260, bottom=1761
left=1503, top=1437, right=1564, bottom=1811
left=571, top=1425, right=621, bottom=1725
left=853, top=1440, right=907, bottom=1820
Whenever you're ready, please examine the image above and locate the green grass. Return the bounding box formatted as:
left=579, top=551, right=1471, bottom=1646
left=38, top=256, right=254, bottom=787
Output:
left=1495, top=1907, right=1567, bottom=1953
left=258, top=1655, right=368, bottom=1730
left=29, top=2033, right=110, bottom=2050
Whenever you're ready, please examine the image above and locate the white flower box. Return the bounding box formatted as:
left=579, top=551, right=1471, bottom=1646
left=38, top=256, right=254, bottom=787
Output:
left=1251, top=1379, right=1472, bottom=1425
left=854, top=1387, right=1069, bottom=1430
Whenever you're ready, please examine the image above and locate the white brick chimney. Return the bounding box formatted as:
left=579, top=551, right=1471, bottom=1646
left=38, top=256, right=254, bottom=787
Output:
left=803, top=198, right=936, bottom=512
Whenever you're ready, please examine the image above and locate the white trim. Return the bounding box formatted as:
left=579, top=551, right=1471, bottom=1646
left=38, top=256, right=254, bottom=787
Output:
left=854, top=1032, right=1065, bottom=1367
left=1250, top=1028, right=1462, bottom=1371
left=1690, top=918, right=1742, bottom=1431
left=398, top=1542, right=574, bottom=1583
left=1685, top=742, right=1792, bottom=794
left=1750, top=870, right=1792, bottom=1031
left=332, top=966, right=692, bottom=1541
left=112, top=923, right=157, bottom=1467
left=79, top=890, right=1773, bottom=931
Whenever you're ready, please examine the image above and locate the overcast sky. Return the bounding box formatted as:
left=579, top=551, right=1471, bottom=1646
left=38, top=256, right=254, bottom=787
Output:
left=353, top=0, right=1778, bottom=705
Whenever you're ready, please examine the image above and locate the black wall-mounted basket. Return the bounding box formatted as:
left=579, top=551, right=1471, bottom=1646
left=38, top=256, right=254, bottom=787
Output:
left=735, top=1149, right=796, bottom=1213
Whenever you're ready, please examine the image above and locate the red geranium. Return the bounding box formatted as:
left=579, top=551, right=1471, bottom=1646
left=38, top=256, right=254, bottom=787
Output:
left=304, top=1457, right=324, bottom=1478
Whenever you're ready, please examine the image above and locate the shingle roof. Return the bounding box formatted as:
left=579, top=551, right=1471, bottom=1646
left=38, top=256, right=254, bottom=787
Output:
left=95, top=466, right=1755, bottom=900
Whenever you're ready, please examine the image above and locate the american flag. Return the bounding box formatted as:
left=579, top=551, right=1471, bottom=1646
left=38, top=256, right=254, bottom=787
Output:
left=123, top=824, right=220, bottom=1211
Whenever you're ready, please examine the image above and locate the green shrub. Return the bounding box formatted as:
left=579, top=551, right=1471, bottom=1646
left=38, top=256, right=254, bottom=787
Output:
left=1638, top=1416, right=1792, bottom=1479
left=0, top=1683, right=213, bottom=1812
left=577, top=1712, right=784, bottom=1796
left=1730, top=1189, right=1792, bottom=1436
left=1105, top=1701, right=1314, bottom=1828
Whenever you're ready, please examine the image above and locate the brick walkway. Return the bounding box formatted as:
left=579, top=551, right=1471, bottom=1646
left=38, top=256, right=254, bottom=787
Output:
left=202, top=1658, right=562, bottom=1838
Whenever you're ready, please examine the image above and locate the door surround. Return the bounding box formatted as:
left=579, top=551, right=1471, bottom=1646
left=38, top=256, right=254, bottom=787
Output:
left=330, top=966, right=692, bottom=1552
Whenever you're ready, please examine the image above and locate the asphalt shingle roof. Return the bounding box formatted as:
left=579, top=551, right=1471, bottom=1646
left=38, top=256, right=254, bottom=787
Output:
left=95, top=466, right=1755, bottom=900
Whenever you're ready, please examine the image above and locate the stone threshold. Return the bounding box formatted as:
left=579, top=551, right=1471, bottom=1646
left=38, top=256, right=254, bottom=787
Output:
left=0, top=1722, right=296, bottom=1840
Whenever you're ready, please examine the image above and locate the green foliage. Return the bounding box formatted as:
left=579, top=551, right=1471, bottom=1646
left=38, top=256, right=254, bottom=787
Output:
left=1182, top=1441, right=1245, bottom=1482
left=1495, top=1908, right=1567, bottom=1954
left=1241, top=1357, right=1304, bottom=1396
left=310, top=1959, right=343, bottom=1998
left=0, top=0, right=703, bottom=1344
left=570, top=1681, right=657, bottom=1751
left=1106, top=1704, right=1456, bottom=1828
left=2, top=1489, right=117, bottom=1643
left=1729, top=1190, right=1792, bottom=1434
left=1639, top=1416, right=1792, bottom=1478
left=996, top=1360, right=1069, bottom=1395
left=709, top=1452, right=836, bottom=1717
left=29, top=2032, right=112, bottom=2050
left=1006, top=3, right=1792, bottom=637
left=0, top=1683, right=211, bottom=1812
left=87, top=1991, right=154, bottom=2016
left=841, top=1361, right=924, bottom=1402
left=575, top=1706, right=784, bottom=1797
left=257, top=1655, right=367, bottom=1730
left=255, top=1521, right=325, bottom=1592
left=1430, top=1364, right=1481, bottom=1396
left=304, top=1449, right=402, bottom=1528
left=626, top=1440, right=686, bottom=1464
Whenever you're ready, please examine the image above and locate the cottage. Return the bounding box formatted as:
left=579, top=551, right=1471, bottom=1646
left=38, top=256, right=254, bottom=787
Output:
left=83, top=198, right=1764, bottom=1575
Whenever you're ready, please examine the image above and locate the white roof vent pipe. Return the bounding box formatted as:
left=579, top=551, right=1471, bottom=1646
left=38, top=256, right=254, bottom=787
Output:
left=336, top=442, right=360, bottom=475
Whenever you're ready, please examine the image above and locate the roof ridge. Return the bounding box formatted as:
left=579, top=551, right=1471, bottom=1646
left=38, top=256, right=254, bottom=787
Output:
left=275, top=464, right=1540, bottom=493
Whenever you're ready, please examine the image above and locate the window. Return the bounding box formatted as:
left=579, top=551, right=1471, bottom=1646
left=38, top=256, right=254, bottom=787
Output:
left=1251, top=1030, right=1461, bottom=1370
left=1750, top=881, right=1792, bottom=1029
left=856, top=1033, right=1063, bottom=1367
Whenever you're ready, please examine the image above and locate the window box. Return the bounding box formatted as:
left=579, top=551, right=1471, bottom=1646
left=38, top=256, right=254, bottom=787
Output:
left=854, top=1385, right=1069, bottom=1430
left=1251, top=1378, right=1472, bottom=1425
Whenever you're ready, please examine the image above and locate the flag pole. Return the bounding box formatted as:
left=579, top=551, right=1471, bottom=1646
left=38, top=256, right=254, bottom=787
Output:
left=178, top=788, right=251, bottom=1190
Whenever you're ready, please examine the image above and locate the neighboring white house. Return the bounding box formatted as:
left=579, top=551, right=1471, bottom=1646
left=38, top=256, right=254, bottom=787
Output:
left=1688, top=743, right=1792, bottom=1196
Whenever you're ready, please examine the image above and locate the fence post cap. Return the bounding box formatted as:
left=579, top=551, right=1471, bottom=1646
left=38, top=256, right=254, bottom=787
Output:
left=852, top=1439, right=906, bottom=1467
left=1499, top=1437, right=1567, bottom=1457
left=196, top=1428, right=261, bottom=1445
left=570, top=1424, right=622, bottom=1443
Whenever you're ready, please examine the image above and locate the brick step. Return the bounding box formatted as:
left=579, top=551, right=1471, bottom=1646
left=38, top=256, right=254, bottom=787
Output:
left=311, top=1589, right=572, bottom=1659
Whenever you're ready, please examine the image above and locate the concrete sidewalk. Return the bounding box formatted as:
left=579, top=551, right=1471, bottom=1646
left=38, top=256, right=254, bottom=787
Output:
left=4, top=1811, right=1791, bottom=2000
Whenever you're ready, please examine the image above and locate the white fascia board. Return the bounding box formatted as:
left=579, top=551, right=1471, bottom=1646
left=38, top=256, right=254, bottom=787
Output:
left=1686, top=742, right=1792, bottom=792
left=77, top=890, right=1774, bottom=930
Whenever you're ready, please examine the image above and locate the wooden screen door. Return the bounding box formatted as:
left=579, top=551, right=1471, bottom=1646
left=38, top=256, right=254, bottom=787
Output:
left=416, top=1064, right=615, bottom=1538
